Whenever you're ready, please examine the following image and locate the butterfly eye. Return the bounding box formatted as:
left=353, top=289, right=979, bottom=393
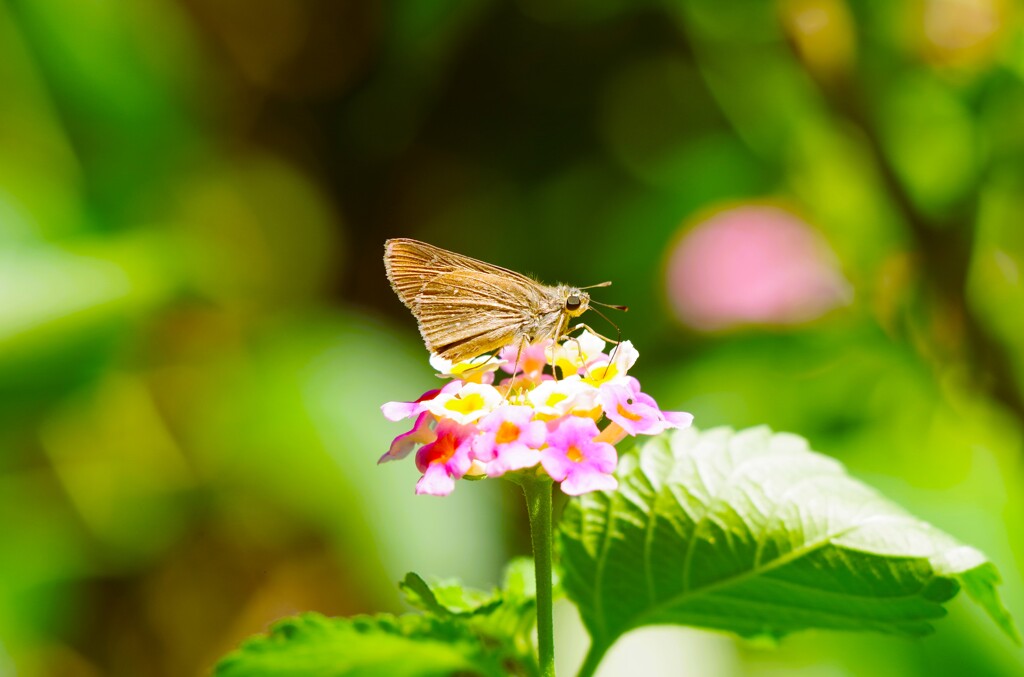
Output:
left=565, top=295, right=582, bottom=311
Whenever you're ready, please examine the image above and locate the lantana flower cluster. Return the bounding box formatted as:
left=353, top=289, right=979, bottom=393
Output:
left=380, top=332, right=693, bottom=496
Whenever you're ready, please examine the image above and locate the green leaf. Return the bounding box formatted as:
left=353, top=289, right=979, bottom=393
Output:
left=501, top=557, right=541, bottom=602
left=217, top=560, right=544, bottom=677
left=560, top=427, right=1019, bottom=658
left=400, top=572, right=502, bottom=617
left=399, top=560, right=540, bottom=671
left=486, top=558, right=541, bottom=663
left=214, top=612, right=516, bottom=677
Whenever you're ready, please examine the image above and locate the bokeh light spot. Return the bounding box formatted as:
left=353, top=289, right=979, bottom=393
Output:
left=665, top=204, right=851, bottom=331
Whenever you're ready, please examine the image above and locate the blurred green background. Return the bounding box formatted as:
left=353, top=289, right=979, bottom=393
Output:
left=1, top=0, right=1023, bottom=675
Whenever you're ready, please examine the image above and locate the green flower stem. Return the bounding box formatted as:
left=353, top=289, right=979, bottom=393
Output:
left=521, top=475, right=555, bottom=677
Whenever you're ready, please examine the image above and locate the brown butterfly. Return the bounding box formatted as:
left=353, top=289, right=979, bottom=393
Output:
left=384, top=238, right=624, bottom=363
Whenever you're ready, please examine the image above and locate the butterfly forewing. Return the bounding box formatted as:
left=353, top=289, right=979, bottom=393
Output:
left=384, top=238, right=534, bottom=309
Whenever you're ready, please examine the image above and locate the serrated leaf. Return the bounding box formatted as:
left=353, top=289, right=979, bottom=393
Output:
left=214, top=612, right=518, bottom=677
left=399, top=560, right=540, bottom=672
left=217, top=559, right=546, bottom=677
left=400, top=572, right=502, bottom=617
left=488, top=558, right=540, bottom=662
left=559, top=427, right=1019, bottom=656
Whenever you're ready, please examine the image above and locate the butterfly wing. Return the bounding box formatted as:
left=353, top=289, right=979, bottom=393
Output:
left=384, top=238, right=537, bottom=310
left=412, top=270, right=542, bottom=362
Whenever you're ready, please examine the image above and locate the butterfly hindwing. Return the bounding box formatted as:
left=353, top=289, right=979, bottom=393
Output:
left=412, top=271, right=541, bottom=361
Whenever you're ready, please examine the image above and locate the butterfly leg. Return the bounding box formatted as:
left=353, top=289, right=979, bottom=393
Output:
left=568, top=322, right=622, bottom=380
left=501, top=338, right=528, bottom=403
left=557, top=334, right=588, bottom=381
left=568, top=323, right=619, bottom=346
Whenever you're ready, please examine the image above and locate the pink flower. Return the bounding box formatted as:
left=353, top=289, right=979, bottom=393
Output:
left=429, top=353, right=504, bottom=384
left=597, top=377, right=693, bottom=436
left=381, top=387, right=447, bottom=421
left=414, top=420, right=477, bottom=496
left=473, top=406, right=546, bottom=477
left=382, top=331, right=694, bottom=496
left=499, top=339, right=553, bottom=385
left=379, top=411, right=435, bottom=464
left=526, top=377, right=598, bottom=419
left=580, top=341, right=638, bottom=387
left=594, top=422, right=628, bottom=445
left=663, top=410, right=694, bottom=428
left=424, top=382, right=503, bottom=424
left=541, top=417, right=618, bottom=496
left=548, top=331, right=606, bottom=377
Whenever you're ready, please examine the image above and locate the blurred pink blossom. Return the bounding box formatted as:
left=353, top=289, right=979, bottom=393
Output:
left=666, top=206, right=851, bottom=330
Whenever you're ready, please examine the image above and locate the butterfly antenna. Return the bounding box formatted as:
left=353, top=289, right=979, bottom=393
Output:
left=586, top=306, right=621, bottom=341
left=593, top=300, right=629, bottom=312
left=585, top=305, right=625, bottom=380
left=581, top=281, right=613, bottom=290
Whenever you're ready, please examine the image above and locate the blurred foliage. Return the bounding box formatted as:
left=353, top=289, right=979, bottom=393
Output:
left=0, top=0, right=1023, bottom=675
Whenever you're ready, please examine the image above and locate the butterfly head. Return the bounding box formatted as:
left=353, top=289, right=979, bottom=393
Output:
left=561, top=287, right=591, bottom=318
